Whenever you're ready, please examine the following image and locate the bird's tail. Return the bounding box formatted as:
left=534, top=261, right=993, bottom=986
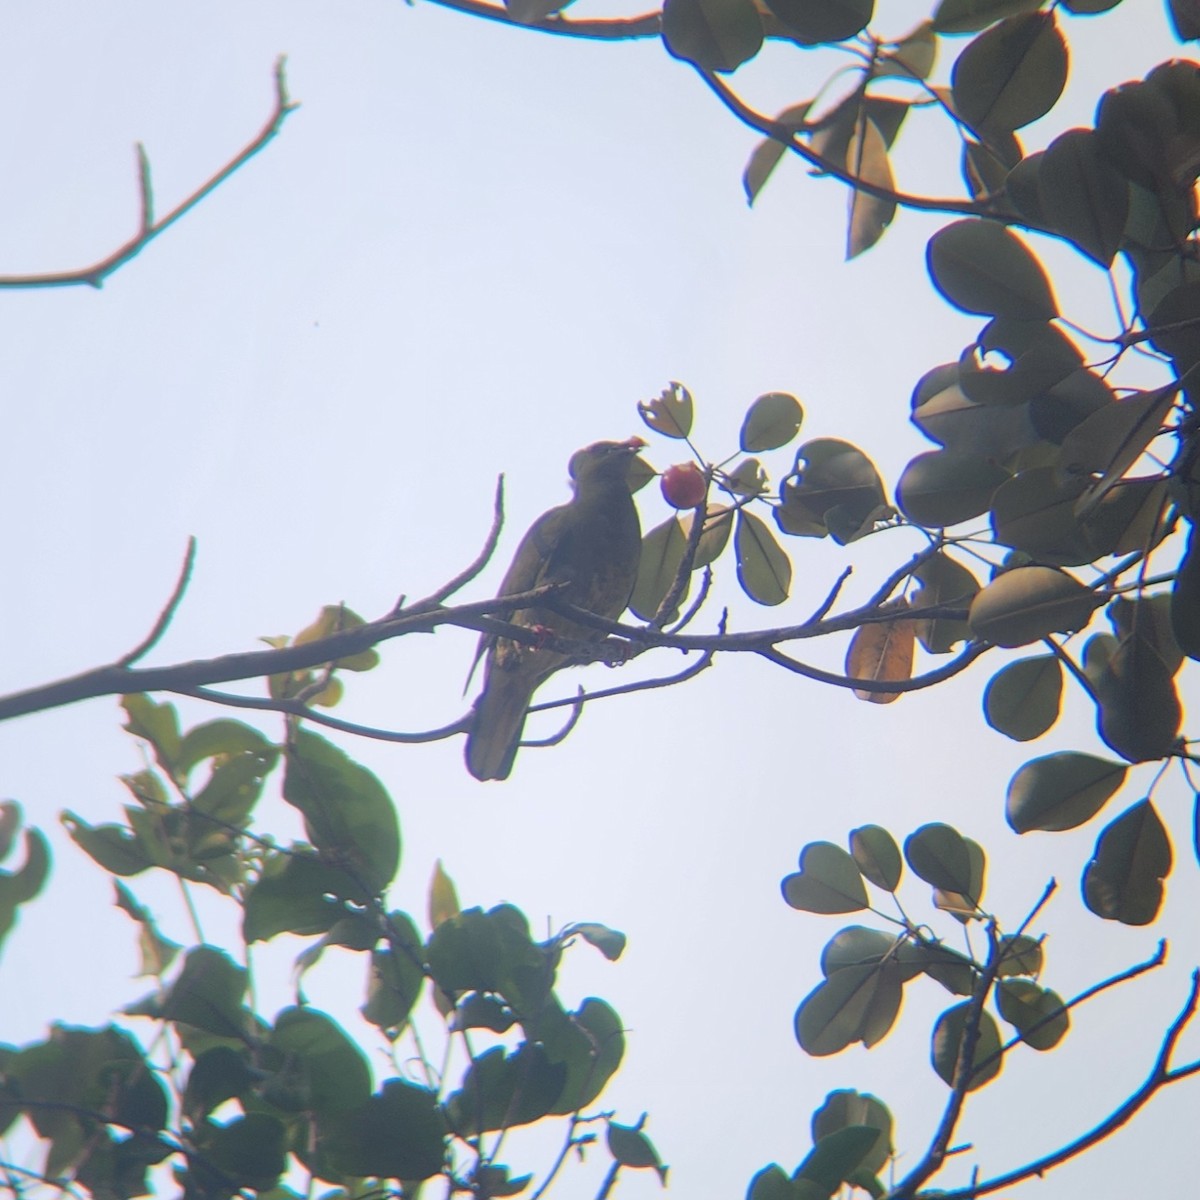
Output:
left=464, top=670, right=535, bottom=782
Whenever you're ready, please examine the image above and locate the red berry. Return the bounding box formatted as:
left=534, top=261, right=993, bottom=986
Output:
left=661, top=462, right=706, bottom=509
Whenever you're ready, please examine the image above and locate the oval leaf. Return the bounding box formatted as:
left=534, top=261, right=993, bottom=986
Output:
left=1082, top=799, right=1172, bottom=925
left=983, top=654, right=1063, bottom=741
left=968, top=565, right=1100, bottom=647
left=740, top=392, right=804, bottom=452
left=927, top=219, right=1057, bottom=319
left=1006, top=751, right=1127, bottom=832
left=931, top=1002, right=1003, bottom=1090
left=735, top=509, right=792, bottom=605
left=849, top=826, right=902, bottom=891
left=951, top=12, right=1068, bottom=135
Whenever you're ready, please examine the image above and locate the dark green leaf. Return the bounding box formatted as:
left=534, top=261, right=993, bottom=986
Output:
left=607, top=1119, right=668, bottom=1180
left=735, top=510, right=792, bottom=605
left=931, top=1003, right=1003, bottom=1089
left=160, top=946, right=248, bottom=1039
left=284, top=730, right=400, bottom=895
left=320, top=1079, right=445, bottom=1181
left=912, top=552, right=980, bottom=654
left=782, top=842, right=868, bottom=913
left=983, top=654, right=1063, bottom=740
left=927, top=219, right=1057, bottom=319
left=662, top=0, right=763, bottom=72
left=811, top=1091, right=893, bottom=1176
left=968, top=565, right=1101, bottom=647
left=897, top=449, right=1008, bottom=527
left=951, top=13, right=1068, bottom=135
left=932, top=0, right=1041, bottom=35
left=741, top=392, right=804, bottom=452
left=630, top=514, right=687, bottom=621
left=794, top=963, right=903, bottom=1055
left=849, top=826, right=902, bottom=891
left=1006, top=751, right=1126, bottom=832
left=1082, top=799, right=1172, bottom=925
left=996, top=979, right=1069, bottom=1048
left=777, top=438, right=887, bottom=541
left=795, top=1125, right=881, bottom=1194
left=903, top=823, right=974, bottom=893
left=1037, top=128, right=1129, bottom=265
left=763, top=0, right=872, bottom=44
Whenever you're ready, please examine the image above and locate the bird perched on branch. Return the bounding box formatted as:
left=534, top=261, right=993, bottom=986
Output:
left=465, top=437, right=645, bottom=781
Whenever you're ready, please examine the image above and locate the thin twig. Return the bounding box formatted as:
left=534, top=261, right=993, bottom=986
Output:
left=0, top=57, right=298, bottom=289
left=527, top=649, right=715, bottom=714
left=940, top=970, right=1200, bottom=1199
left=175, top=684, right=470, bottom=743
left=118, top=536, right=197, bottom=666
left=807, top=566, right=853, bottom=623
left=400, top=475, right=506, bottom=614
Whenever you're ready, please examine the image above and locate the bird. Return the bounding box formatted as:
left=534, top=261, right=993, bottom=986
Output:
left=465, top=437, right=645, bottom=781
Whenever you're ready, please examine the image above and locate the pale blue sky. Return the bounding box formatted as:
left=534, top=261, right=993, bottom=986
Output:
left=0, top=4, right=1195, bottom=1197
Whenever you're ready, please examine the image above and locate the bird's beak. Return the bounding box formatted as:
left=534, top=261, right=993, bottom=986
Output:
left=622, top=437, right=647, bottom=453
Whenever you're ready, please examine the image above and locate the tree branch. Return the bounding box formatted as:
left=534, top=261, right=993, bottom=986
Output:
left=0, top=57, right=298, bottom=289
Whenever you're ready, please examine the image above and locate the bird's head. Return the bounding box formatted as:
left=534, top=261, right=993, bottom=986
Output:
left=568, top=437, right=646, bottom=487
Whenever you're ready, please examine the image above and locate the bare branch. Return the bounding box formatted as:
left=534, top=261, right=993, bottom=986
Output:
left=759, top=640, right=988, bottom=696
left=0, top=57, right=298, bottom=289
left=401, top=474, right=506, bottom=613
left=118, top=537, right=197, bottom=667
left=424, top=0, right=662, bottom=40
left=939, top=970, right=1200, bottom=1200
left=528, top=647, right=715, bottom=713
left=175, top=684, right=470, bottom=743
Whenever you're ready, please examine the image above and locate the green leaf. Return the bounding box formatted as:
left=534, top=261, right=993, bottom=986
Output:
left=968, top=565, right=1101, bottom=647
left=741, top=392, right=804, bottom=452
left=542, top=997, right=625, bottom=1112
left=904, top=824, right=978, bottom=897
left=0, top=827, right=49, bottom=952
left=820, top=927, right=904, bottom=977
left=735, top=509, right=792, bottom=605
left=782, top=842, right=868, bottom=913
left=637, top=381, right=693, bottom=439
left=996, top=933, right=1043, bottom=976
left=811, top=1091, right=893, bottom=1176
left=428, top=859, right=460, bottom=930
left=361, top=917, right=425, bottom=1035
left=795, top=1126, right=882, bottom=1195
left=748, top=1165, right=800, bottom=1200
left=114, top=881, right=181, bottom=977
left=1037, top=128, right=1129, bottom=266
left=607, top=1119, right=668, bottom=1181
left=912, top=552, right=980, bottom=654
left=950, top=12, right=1068, bottom=135
left=283, top=730, right=400, bottom=895
left=319, top=1079, right=445, bottom=1181
left=896, top=449, right=1008, bottom=527
left=1058, top=385, right=1177, bottom=491
left=927, top=219, right=1057, bottom=319
left=661, top=0, right=763, bottom=72
left=121, top=695, right=182, bottom=777
left=161, top=946, right=248, bottom=1039
left=631, top=514, right=688, bottom=621
left=996, top=979, right=1069, bottom=1049
left=931, top=1003, right=1003, bottom=1089
left=564, top=921, right=627, bottom=961
left=1006, top=751, right=1127, bottom=832
left=175, top=719, right=273, bottom=778
left=267, top=1007, right=372, bottom=1115
left=444, top=1043, right=565, bottom=1134
left=932, top=0, right=1042, bottom=35
left=849, top=826, right=902, bottom=891
left=62, top=813, right=152, bottom=876
left=983, top=655, right=1063, bottom=741
left=1093, top=631, right=1183, bottom=762
left=762, top=0, right=872, bottom=45
left=184, top=1046, right=255, bottom=1121
left=242, top=851, right=349, bottom=942
left=744, top=103, right=813, bottom=206
left=1083, top=799, right=1173, bottom=925
left=777, top=439, right=887, bottom=541
left=794, top=963, right=904, bottom=1055
left=846, top=118, right=897, bottom=258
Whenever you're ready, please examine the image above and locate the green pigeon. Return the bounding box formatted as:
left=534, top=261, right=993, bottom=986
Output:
left=465, top=437, right=645, bottom=781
